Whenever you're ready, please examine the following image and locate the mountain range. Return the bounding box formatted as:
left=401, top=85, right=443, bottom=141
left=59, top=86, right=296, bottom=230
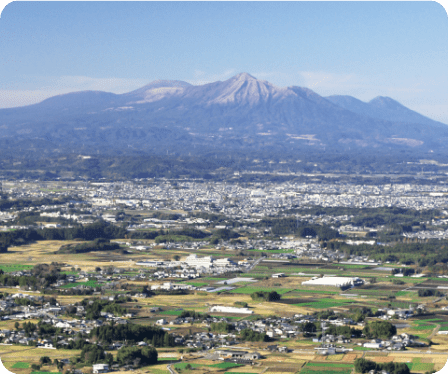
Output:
left=0, top=72, right=447, bottom=156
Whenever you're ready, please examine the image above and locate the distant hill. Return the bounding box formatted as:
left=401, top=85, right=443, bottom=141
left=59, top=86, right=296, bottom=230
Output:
left=0, top=72, right=447, bottom=156
left=325, top=95, right=446, bottom=128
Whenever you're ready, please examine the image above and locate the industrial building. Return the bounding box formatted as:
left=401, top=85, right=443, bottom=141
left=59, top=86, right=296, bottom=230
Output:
left=301, top=276, right=363, bottom=288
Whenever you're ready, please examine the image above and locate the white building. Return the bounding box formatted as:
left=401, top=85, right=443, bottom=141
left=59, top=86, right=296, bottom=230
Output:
left=214, top=258, right=236, bottom=267
left=136, top=260, right=165, bottom=267
left=93, top=364, right=109, bottom=373
left=210, top=305, right=253, bottom=314
left=302, top=276, right=363, bottom=288
left=184, top=254, right=214, bottom=267
left=363, top=342, right=383, bottom=349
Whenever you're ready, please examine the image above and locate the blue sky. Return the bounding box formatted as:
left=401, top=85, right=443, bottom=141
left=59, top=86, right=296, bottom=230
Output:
left=0, top=1, right=447, bottom=123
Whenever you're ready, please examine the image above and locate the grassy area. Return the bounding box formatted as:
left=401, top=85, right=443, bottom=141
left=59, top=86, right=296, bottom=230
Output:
left=173, top=363, right=202, bottom=370
left=12, top=362, right=30, bottom=369
left=334, top=264, right=369, bottom=269
left=289, top=289, right=340, bottom=295
left=295, top=298, right=355, bottom=309
left=60, top=280, right=108, bottom=288
left=60, top=271, right=79, bottom=275
left=413, top=319, right=443, bottom=324
left=411, top=325, right=436, bottom=331
left=300, top=364, right=353, bottom=374
left=0, top=264, right=34, bottom=272
left=353, top=346, right=371, bottom=351
left=210, top=362, right=242, bottom=368
left=184, top=282, right=209, bottom=287
left=406, top=358, right=435, bottom=372
left=228, top=287, right=294, bottom=295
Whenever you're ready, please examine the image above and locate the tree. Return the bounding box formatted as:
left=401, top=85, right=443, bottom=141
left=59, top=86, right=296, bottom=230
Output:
left=80, top=344, right=105, bottom=364
left=355, top=358, right=376, bottom=373
left=363, top=321, right=396, bottom=339
left=116, top=346, right=158, bottom=367
left=40, top=356, right=52, bottom=366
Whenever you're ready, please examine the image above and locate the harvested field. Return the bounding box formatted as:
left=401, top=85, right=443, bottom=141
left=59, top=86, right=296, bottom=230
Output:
left=342, top=354, right=362, bottom=361
left=368, top=357, right=394, bottom=363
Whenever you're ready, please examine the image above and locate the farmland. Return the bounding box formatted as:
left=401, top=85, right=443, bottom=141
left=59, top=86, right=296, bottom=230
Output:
left=1, top=179, right=448, bottom=374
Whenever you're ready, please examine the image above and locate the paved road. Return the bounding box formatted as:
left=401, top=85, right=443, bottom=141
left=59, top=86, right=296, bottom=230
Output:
left=167, top=364, right=177, bottom=374
left=244, top=257, right=263, bottom=273
left=428, top=324, right=441, bottom=340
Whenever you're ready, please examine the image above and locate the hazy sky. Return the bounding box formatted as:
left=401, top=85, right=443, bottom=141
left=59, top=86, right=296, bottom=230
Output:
left=0, top=1, right=447, bottom=123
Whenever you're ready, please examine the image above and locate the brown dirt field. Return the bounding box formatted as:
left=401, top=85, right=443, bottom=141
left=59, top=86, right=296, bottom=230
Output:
left=342, top=354, right=362, bottom=361
left=365, top=352, right=388, bottom=357
left=369, top=357, right=394, bottom=363
left=392, top=358, right=413, bottom=363
left=420, top=358, right=434, bottom=364
left=263, top=356, right=287, bottom=362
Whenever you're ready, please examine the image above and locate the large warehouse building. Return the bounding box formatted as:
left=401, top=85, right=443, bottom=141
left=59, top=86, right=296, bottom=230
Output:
left=301, top=276, right=363, bottom=288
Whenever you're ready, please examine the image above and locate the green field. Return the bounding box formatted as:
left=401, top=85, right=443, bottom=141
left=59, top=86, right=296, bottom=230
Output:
left=414, top=319, right=443, bottom=324
left=60, top=271, right=79, bottom=275
left=228, top=287, right=294, bottom=295
left=353, top=346, right=371, bottom=351
left=334, top=264, right=369, bottom=269
left=301, top=365, right=352, bottom=374
left=12, top=362, right=30, bottom=369
left=60, top=280, right=109, bottom=288
left=0, top=264, right=34, bottom=272
left=410, top=324, right=436, bottom=331
left=159, top=310, right=184, bottom=316
left=210, top=362, right=242, bottom=368
left=406, top=358, right=435, bottom=372
left=173, top=363, right=202, bottom=370
left=184, top=282, right=209, bottom=287
left=290, top=289, right=340, bottom=295
left=295, top=298, right=355, bottom=309
left=305, top=363, right=353, bottom=368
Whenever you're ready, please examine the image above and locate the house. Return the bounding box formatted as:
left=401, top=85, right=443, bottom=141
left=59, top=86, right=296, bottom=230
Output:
left=93, top=364, right=109, bottom=373
left=363, top=342, right=383, bottom=349
left=215, top=350, right=261, bottom=360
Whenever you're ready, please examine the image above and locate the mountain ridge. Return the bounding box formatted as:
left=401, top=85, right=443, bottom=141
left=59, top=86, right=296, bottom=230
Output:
left=0, top=72, right=447, bottom=156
